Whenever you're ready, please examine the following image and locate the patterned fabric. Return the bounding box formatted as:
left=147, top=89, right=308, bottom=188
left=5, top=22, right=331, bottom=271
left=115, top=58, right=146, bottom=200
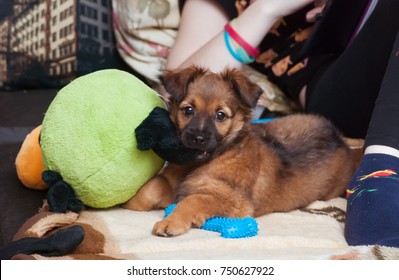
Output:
left=9, top=197, right=399, bottom=260
left=2, top=198, right=371, bottom=260
left=112, top=0, right=181, bottom=83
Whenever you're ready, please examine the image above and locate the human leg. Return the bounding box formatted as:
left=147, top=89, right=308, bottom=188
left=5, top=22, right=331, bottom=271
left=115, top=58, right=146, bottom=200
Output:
left=305, top=0, right=399, bottom=138
left=344, top=30, right=399, bottom=247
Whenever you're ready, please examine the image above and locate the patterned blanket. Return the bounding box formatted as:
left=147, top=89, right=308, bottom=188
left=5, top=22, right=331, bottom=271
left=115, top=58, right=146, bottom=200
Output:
left=9, top=198, right=399, bottom=260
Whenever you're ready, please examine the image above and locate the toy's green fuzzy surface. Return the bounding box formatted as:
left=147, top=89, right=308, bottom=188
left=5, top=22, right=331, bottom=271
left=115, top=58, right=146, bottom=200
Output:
left=40, top=69, right=165, bottom=208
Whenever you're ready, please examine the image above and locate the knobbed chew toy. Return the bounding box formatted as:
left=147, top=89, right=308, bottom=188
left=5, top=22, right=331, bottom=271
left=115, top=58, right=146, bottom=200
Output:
left=164, top=204, right=259, bottom=238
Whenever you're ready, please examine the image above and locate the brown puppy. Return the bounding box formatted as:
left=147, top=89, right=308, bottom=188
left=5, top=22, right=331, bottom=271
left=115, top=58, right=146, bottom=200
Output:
left=123, top=66, right=358, bottom=237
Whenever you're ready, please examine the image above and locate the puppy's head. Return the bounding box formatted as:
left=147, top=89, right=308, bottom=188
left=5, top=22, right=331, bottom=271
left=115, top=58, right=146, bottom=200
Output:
left=160, top=66, right=263, bottom=161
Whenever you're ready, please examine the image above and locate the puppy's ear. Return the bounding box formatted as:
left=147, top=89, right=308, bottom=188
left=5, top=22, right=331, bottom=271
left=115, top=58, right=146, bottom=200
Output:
left=222, top=69, right=263, bottom=108
left=159, top=66, right=207, bottom=103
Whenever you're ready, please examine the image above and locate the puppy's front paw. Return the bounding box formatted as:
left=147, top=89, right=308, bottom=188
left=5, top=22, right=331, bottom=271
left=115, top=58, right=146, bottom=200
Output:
left=152, top=218, right=191, bottom=237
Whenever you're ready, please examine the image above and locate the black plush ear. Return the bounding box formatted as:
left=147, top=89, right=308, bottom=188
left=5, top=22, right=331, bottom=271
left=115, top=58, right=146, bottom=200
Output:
left=159, top=66, right=207, bottom=103
left=221, top=69, right=263, bottom=108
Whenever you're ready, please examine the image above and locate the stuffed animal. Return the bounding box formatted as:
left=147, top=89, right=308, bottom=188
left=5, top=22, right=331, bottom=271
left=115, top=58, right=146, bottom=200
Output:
left=15, top=69, right=203, bottom=212
left=14, top=69, right=167, bottom=210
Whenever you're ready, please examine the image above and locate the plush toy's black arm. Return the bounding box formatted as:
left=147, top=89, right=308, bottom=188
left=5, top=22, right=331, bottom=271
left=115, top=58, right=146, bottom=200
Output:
left=0, top=225, right=84, bottom=259
left=43, top=170, right=84, bottom=213
left=135, top=107, right=201, bottom=164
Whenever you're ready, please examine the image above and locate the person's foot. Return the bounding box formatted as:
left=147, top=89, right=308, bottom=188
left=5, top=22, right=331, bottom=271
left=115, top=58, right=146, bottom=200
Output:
left=345, top=153, right=399, bottom=247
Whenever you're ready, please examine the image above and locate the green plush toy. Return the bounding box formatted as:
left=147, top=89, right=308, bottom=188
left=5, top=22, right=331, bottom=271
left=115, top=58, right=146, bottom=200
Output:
left=40, top=69, right=165, bottom=208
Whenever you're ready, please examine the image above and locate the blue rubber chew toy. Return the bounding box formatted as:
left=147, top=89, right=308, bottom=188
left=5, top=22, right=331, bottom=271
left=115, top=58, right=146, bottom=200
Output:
left=164, top=204, right=258, bottom=238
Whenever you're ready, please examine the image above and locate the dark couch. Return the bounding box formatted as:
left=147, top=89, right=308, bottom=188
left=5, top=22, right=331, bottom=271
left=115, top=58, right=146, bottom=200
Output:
left=0, top=90, right=56, bottom=248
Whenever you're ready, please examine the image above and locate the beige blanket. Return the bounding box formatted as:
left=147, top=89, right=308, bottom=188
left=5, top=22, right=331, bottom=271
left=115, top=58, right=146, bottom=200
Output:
left=12, top=198, right=399, bottom=260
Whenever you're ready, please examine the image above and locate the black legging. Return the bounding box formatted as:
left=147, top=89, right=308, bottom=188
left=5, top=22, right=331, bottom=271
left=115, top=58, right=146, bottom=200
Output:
left=365, top=31, right=399, bottom=150
left=305, top=0, right=399, bottom=140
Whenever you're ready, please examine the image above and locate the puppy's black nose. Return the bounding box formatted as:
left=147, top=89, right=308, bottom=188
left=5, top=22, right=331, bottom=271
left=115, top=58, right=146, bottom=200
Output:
left=185, top=132, right=210, bottom=149
left=182, top=129, right=217, bottom=153
left=193, top=135, right=205, bottom=144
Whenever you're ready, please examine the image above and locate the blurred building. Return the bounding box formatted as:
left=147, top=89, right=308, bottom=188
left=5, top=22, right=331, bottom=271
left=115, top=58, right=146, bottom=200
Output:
left=0, top=0, right=115, bottom=87
left=0, top=17, right=10, bottom=86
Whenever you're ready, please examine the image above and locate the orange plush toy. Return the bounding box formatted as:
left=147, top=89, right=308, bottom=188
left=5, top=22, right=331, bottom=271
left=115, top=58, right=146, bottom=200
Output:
left=15, top=125, right=47, bottom=190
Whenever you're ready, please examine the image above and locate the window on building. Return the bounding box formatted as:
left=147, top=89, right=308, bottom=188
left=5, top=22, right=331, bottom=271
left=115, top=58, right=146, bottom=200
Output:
left=102, top=30, right=109, bottom=41
left=81, top=5, right=99, bottom=20
left=102, top=13, right=108, bottom=24
left=80, top=22, right=86, bottom=34
left=80, top=5, right=86, bottom=15
left=87, top=24, right=92, bottom=36
left=67, top=62, right=72, bottom=73
left=69, top=24, right=73, bottom=35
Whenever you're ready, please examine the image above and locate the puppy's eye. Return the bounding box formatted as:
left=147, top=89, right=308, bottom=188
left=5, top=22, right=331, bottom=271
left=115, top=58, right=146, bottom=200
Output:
left=182, top=106, right=194, bottom=116
left=216, top=111, right=227, bottom=121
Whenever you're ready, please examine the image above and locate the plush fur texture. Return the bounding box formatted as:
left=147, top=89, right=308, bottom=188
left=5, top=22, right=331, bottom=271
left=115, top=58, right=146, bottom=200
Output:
left=40, top=69, right=165, bottom=208
left=123, top=66, right=358, bottom=237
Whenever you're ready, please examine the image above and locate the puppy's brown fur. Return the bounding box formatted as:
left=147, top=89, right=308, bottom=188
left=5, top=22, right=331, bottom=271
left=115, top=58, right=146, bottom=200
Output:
left=123, top=66, right=359, bottom=237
